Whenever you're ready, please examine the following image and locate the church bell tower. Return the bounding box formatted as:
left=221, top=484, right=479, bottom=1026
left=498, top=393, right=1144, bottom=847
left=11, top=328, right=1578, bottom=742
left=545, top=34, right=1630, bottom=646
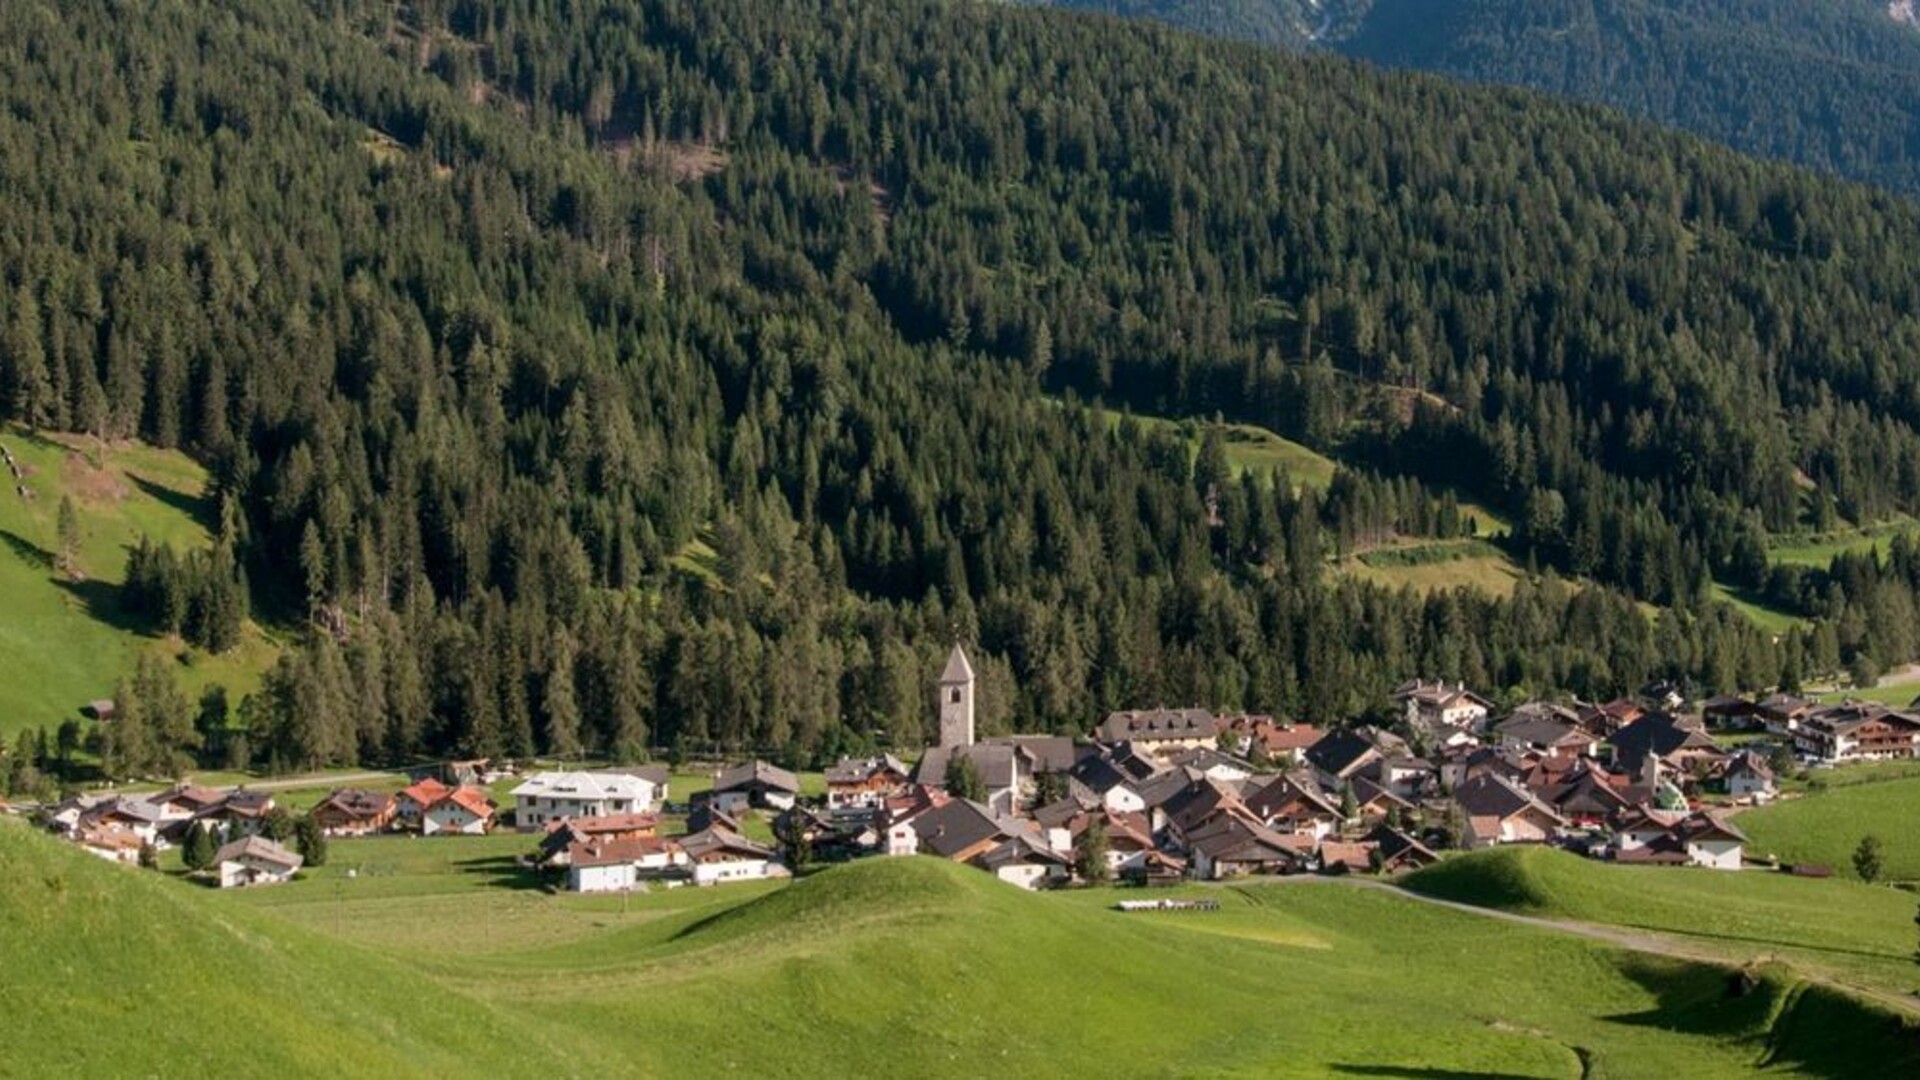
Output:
left=937, top=644, right=975, bottom=748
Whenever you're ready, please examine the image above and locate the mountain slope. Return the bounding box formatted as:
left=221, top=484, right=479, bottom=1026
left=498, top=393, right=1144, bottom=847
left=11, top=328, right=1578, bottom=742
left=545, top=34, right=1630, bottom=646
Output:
left=13, top=0, right=1920, bottom=773
left=1345, top=0, right=1920, bottom=197
left=1032, top=0, right=1920, bottom=198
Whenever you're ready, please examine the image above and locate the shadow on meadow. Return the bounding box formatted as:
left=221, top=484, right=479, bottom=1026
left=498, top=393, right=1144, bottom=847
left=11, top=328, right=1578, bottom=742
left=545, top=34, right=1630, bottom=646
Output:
left=454, top=854, right=549, bottom=892
left=1336, top=1060, right=1543, bottom=1068
left=127, top=473, right=212, bottom=529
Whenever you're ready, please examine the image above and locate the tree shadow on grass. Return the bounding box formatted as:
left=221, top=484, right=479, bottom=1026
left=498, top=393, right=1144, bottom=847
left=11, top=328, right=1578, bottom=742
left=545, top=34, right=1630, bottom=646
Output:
left=453, top=854, right=549, bottom=892
left=0, top=527, right=52, bottom=570
left=1336, top=1060, right=1543, bottom=1068
left=1619, top=921, right=1902, bottom=963
left=51, top=574, right=145, bottom=634
left=1601, top=952, right=1781, bottom=1040
left=127, top=474, right=213, bottom=530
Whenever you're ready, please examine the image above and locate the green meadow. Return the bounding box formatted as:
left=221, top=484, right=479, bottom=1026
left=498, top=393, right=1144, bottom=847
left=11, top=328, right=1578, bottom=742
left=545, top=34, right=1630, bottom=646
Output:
left=1738, top=777, right=1920, bottom=883
left=24, top=825, right=1882, bottom=1077
left=0, top=424, right=279, bottom=742
left=1404, top=846, right=1920, bottom=1001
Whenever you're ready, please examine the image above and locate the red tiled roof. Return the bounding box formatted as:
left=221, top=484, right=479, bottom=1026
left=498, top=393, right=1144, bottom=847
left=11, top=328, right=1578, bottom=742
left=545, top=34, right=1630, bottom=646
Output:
left=400, top=777, right=452, bottom=806
left=435, top=786, right=494, bottom=818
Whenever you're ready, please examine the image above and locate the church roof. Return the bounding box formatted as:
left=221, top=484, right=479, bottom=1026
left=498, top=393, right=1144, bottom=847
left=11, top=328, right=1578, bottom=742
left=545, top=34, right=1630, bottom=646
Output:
left=940, top=644, right=974, bottom=684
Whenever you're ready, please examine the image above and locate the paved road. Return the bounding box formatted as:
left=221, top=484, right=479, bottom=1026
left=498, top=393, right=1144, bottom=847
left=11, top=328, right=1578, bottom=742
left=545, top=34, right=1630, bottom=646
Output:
left=1247, top=874, right=1920, bottom=1019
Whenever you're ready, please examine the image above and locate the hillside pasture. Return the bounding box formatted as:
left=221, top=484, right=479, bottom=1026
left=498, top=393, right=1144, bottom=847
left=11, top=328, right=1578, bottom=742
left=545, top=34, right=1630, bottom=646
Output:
left=0, top=425, right=279, bottom=741
left=1738, top=777, right=1920, bottom=883
left=1403, top=846, right=1920, bottom=999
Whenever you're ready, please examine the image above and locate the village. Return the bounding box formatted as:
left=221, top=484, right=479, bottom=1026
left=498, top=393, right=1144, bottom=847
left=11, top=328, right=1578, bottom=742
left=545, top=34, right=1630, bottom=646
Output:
left=19, top=645, right=1920, bottom=894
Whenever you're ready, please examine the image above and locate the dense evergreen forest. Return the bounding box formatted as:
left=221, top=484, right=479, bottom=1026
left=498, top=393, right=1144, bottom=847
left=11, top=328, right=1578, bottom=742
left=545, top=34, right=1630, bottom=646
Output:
left=1040, top=0, right=1920, bottom=199
left=8, top=0, right=1920, bottom=778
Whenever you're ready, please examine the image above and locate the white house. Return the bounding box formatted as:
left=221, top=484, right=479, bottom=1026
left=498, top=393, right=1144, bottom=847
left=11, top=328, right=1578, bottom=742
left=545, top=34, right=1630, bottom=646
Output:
left=1724, top=753, right=1777, bottom=803
left=423, top=788, right=495, bottom=835
left=680, top=826, right=785, bottom=885
left=566, top=836, right=685, bottom=893
left=214, top=835, right=303, bottom=888
left=511, top=771, right=660, bottom=831
left=1684, top=818, right=1747, bottom=870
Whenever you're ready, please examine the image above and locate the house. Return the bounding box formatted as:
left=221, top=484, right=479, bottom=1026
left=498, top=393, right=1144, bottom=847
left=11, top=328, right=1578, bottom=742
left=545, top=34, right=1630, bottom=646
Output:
left=74, top=822, right=145, bottom=864
left=566, top=836, right=685, bottom=893
left=1613, top=810, right=1746, bottom=870
left=1096, top=708, right=1221, bottom=759
left=1066, top=754, right=1149, bottom=814
left=975, top=834, right=1070, bottom=890
left=537, top=813, right=661, bottom=868
left=914, top=744, right=1021, bottom=817
left=1348, top=775, right=1412, bottom=823
left=1723, top=751, right=1777, bottom=802
left=1757, top=693, right=1813, bottom=736
left=1165, top=746, right=1257, bottom=783
left=423, top=787, right=495, bottom=835
left=1792, top=704, right=1920, bottom=763
left=1365, top=755, right=1437, bottom=801
left=1700, top=695, right=1764, bottom=731
left=92, top=797, right=171, bottom=846
left=214, top=835, right=303, bottom=888
left=1223, top=717, right=1323, bottom=764
left=1393, top=680, right=1494, bottom=731
left=147, top=782, right=227, bottom=821
left=1367, top=825, right=1439, bottom=874
left=906, top=798, right=1013, bottom=863
left=395, top=778, right=452, bottom=831
left=1245, top=771, right=1343, bottom=840
left=1495, top=707, right=1600, bottom=757
left=1454, top=772, right=1566, bottom=849
left=707, top=760, right=802, bottom=813
left=1305, top=731, right=1382, bottom=790
left=308, top=788, right=396, bottom=836
left=44, top=793, right=111, bottom=836
left=511, top=771, right=660, bottom=831
left=1185, top=815, right=1303, bottom=879
left=209, top=788, right=277, bottom=837
left=1609, top=713, right=1724, bottom=776
left=1532, top=762, right=1634, bottom=827
left=824, top=755, right=912, bottom=811
left=1317, top=840, right=1377, bottom=875
left=679, top=826, right=784, bottom=885
left=1045, top=808, right=1158, bottom=879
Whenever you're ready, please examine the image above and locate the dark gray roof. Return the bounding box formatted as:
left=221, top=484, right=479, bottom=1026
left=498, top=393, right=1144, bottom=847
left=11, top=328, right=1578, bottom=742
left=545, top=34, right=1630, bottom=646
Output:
left=914, top=744, right=1018, bottom=791
left=1454, top=772, right=1565, bottom=824
left=992, top=735, right=1084, bottom=774
left=713, top=760, right=801, bottom=795
left=679, top=825, right=774, bottom=861
left=1306, top=731, right=1379, bottom=777
left=1098, top=708, right=1218, bottom=743
left=214, top=835, right=302, bottom=870
left=911, top=799, right=1007, bottom=858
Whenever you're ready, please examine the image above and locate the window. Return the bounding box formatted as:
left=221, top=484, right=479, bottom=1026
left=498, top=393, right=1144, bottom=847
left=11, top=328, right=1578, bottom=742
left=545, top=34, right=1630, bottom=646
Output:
left=949, top=688, right=962, bottom=704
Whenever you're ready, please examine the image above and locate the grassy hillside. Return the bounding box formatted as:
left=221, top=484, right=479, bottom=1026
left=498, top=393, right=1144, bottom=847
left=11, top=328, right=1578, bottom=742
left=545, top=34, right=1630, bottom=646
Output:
left=1739, top=779, right=1920, bottom=883
left=0, top=823, right=607, bottom=1078
left=0, top=424, right=279, bottom=742
left=1404, top=846, right=1920, bottom=1000
left=205, top=831, right=1917, bottom=1076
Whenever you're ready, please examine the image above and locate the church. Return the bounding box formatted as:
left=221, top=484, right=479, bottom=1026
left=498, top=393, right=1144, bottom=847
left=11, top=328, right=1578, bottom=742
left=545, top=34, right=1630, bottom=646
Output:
left=910, top=644, right=1082, bottom=816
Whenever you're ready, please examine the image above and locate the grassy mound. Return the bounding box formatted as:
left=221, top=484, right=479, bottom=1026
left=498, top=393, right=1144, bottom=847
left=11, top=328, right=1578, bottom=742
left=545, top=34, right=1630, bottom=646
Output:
left=0, top=824, right=574, bottom=1077
left=10, top=829, right=1916, bottom=1077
